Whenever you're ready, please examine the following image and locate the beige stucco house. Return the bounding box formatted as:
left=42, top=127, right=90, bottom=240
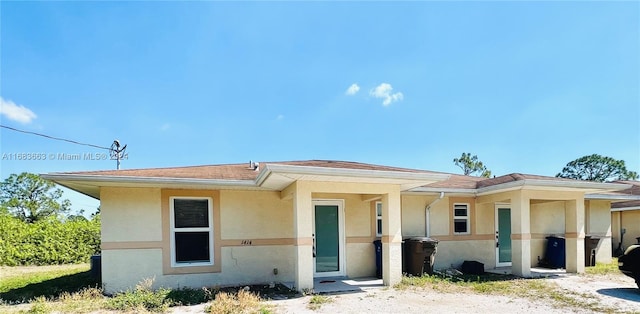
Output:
left=43, top=160, right=633, bottom=294
left=610, top=181, right=640, bottom=253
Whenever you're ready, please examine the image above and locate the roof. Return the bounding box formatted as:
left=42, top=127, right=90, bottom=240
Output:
left=43, top=160, right=632, bottom=200
left=43, top=160, right=450, bottom=199
left=416, top=172, right=629, bottom=196
left=611, top=181, right=640, bottom=210
left=62, top=160, right=428, bottom=181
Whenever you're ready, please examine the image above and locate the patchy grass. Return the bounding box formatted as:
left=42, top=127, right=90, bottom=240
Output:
left=0, top=265, right=287, bottom=313
left=586, top=258, right=619, bottom=275
left=397, top=272, right=626, bottom=313
left=205, top=290, right=273, bottom=314
left=307, top=294, right=332, bottom=310
left=0, top=264, right=99, bottom=304
left=397, top=272, right=519, bottom=293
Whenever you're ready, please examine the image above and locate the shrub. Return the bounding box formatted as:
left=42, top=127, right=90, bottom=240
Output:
left=106, top=278, right=171, bottom=312
left=205, top=290, right=269, bottom=314
left=0, top=215, right=100, bottom=266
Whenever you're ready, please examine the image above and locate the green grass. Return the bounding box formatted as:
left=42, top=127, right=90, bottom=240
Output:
left=397, top=272, right=629, bottom=313
left=106, top=278, right=172, bottom=312
left=586, top=258, right=619, bottom=275
left=0, top=265, right=283, bottom=313
left=307, top=294, right=332, bottom=310
left=0, top=264, right=99, bottom=304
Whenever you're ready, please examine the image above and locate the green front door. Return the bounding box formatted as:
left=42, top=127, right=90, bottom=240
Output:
left=314, top=202, right=343, bottom=276
left=496, top=207, right=512, bottom=266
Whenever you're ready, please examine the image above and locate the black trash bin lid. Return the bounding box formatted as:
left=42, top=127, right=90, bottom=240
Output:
left=408, top=237, right=439, bottom=243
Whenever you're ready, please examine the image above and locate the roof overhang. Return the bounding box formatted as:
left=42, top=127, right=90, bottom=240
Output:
left=611, top=206, right=640, bottom=212
left=41, top=174, right=261, bottom=199
left=42, top=164, right=451, bottom=200
left=255, top=164, right=450, bottom=190
left=585, top=194, right=640, bottom=201
left=475, top=179, right=631, bottom=196
left=404, top=187, right=477, bottom=196
left=407, top=179, right=631, bottom=197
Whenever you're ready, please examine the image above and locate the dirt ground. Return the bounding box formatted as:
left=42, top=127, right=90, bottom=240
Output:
left=263, top=273, right=640, bottom=314
left=169, top=272, right=640, bottom=313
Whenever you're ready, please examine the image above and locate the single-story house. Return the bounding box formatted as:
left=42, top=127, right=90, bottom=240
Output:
left=43, top=160, right=633, bottom=294
left=609, top=181, right=640, bottom=252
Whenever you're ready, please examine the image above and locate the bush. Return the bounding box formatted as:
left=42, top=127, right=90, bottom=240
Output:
left=106, top=278, right=171, bottom=312
left=0, top=215, right=100, bottom=266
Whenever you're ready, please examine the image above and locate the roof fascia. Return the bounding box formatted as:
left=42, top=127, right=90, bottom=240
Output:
left=586, top=194, right=640, bottom=201
left=41, top=173, right=257, bottom=187
left=612, top=206, right=640, bottom=212
left=257, top=164, right=450, bottom=186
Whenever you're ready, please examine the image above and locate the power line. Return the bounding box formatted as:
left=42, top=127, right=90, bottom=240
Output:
left=0, top=124, right=110, bottom=150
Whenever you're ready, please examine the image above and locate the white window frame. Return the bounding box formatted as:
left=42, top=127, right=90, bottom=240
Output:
left=169, top=196, right=214, bottom=267
left=453, top=203, right=470, bottom=235
left=375, top=201, right=383, bottom=237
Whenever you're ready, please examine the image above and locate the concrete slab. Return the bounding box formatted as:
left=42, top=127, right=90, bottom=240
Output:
left=313, top=277, right=384, bottom=294
left=486, top=267, right=568, bottom=278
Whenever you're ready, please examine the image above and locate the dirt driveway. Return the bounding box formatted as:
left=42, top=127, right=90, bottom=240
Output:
left=266, top=273, right=640, bottom=314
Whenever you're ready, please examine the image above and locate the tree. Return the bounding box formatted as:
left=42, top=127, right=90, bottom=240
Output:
left=556, top=154, right=639, bottom=182
left=453, top=152, right=492, bottom=178
left=0, top=172, right=71, bottom=223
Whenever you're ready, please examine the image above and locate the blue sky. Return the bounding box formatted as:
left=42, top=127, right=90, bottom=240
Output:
left=1, top=1, right=638, bottom=215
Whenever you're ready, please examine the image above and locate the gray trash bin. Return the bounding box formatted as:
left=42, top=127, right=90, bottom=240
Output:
left=584, top=236, right=600, bottom=266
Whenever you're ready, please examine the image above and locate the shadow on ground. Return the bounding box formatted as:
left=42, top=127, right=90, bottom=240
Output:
left=0, top=271, right=100, bottom=304
left=596, top=288, right=640, bottom=302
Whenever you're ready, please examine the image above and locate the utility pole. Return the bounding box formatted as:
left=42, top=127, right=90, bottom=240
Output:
left=109, top=140, right=127, bottom=170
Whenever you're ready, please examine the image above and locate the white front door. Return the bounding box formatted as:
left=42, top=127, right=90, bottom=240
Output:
left=495, top=204, right=512, bottom=267
left=313, top=200, right=346, bottom=277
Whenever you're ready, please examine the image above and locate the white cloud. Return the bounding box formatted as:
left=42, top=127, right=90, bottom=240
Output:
left=345, top=83, right=360, bottom=96
left=370, top=83, right=404, bottom=106
left=0, top=97, right=37, bottom=124
left=276, top=114, right=284, bottom=120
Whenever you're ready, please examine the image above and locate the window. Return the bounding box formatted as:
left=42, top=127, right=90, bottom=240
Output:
left=170, top=197, right=214, bottom=266
left=375, top=202, right=383, bottom=237
left=453, top=203, right=470, bottom=234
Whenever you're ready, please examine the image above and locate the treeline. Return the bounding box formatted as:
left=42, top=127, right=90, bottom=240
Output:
left=0, top=215, right=100, bottom=266
left=0, top=172, right=101, bottom=265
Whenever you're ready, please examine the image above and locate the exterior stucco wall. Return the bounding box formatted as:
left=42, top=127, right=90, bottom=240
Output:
left=611, top=211, right=621, bottom=251
left=101, top=187, right=162, bottom=242
left=401, top=195, right=439, bottom=237
left=346, top=243, right=375, bottom=277
left=611, top=209, right=640, bottom=252
left=102, top=247, right=295, bottom=294
left=400, top=195, right=495, bottom=270
left=434, top=241, right=495, bottom=269
left=621, top=210, right=640, bottom=249
left=101, top=188, right=298, bottom=293
left=530, top=201, right=565, bottom=266
left=475, top=202, right=494, bottom=235
left=586, top=200, right=612, bottom=263
left=220, top=190, right=293, bottom=239
left=101, top=188, right=382, bottom=293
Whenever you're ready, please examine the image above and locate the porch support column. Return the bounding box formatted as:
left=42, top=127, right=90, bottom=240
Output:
left=381, top=187, right=402, bottom=286
left=511, top=191, right=532, bottom=277
left=565, top=198, right=585, bottom=273
left=292, top=181, right=313, bottom=291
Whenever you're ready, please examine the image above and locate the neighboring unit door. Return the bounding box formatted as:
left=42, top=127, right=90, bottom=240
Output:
left=495, top=205, right=512, bottom=267
left=313, top=200, right=345, bottom=277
